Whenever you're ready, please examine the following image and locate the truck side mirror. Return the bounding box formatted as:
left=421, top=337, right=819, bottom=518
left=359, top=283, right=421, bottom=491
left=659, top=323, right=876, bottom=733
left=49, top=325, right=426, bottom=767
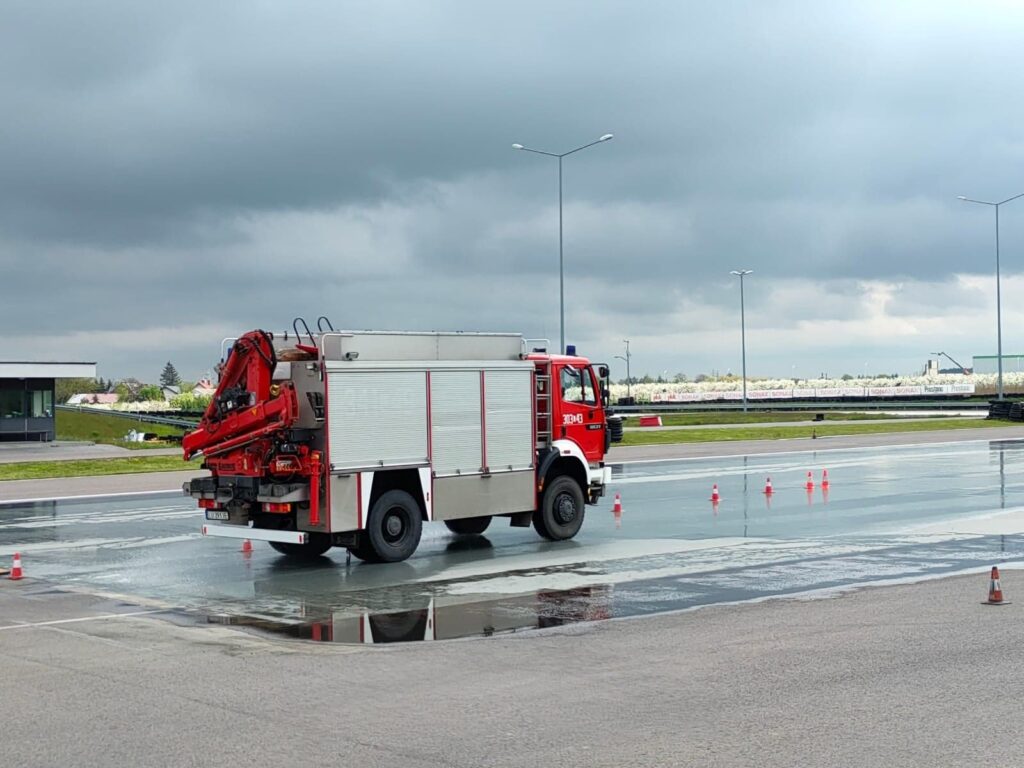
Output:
left=598, top=365, right=609, bottom=379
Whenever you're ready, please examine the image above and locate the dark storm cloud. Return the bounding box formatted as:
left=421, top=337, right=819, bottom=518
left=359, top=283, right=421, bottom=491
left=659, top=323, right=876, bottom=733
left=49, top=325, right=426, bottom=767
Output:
left=4, top=1, right=1024, bottom=376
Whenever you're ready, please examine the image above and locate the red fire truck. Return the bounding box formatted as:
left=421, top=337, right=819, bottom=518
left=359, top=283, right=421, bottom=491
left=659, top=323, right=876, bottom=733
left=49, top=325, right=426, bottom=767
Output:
left=183, top=320, right=617, bottom=563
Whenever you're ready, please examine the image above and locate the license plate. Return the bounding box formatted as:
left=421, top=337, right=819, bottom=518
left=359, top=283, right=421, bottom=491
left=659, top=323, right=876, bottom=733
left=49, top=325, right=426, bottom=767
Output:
left=205, top=509, right=230, bottom=521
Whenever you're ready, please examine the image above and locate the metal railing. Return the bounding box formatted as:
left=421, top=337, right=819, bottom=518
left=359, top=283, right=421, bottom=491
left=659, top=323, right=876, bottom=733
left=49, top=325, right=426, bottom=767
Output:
left=56, top=404, right=198, bottom=428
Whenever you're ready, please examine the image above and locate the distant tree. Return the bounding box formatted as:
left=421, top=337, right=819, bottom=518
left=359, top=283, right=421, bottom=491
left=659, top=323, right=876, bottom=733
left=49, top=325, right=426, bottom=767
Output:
left=694, top=373, right=709, bottom=383
left=114, top=378, right=145, bottom=402
left=137, top=385, right=164, bottom=402
left=841, top=373, right=854, bottom=381
left=170, top=392, right=213, bottom=412
left=673, top=373, right=689, bottom=383
left=56, top=377, right=101, bottom=403
left=160, top=362, right=181, bottom=388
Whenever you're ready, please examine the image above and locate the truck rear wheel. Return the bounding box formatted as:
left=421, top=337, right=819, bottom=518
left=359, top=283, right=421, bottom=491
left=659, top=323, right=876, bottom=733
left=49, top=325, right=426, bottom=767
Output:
left=534, top=475, right=585, bottom=541
left=269, top=533, right=332, bottom=559
left=364, top=490, right=423, bottom=563
left=444, top=516, right=492, bottom=535
left=346, top=537, right=381, bottom=563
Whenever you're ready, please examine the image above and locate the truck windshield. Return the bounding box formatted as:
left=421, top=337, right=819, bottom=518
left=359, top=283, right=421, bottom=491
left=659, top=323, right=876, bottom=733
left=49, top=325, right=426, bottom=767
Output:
left=560, top=366, right=596, bottom=405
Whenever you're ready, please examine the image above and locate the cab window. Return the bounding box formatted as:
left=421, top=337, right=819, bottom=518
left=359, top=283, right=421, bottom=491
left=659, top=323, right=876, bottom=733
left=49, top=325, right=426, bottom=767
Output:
left=560, top=366, right=596, bottom=405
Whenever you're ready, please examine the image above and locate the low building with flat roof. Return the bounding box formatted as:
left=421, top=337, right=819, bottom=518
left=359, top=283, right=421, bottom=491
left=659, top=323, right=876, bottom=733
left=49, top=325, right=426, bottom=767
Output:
left=972, top=355, right=1024, bottom=375
left=0, top=361, right=97, bottom=441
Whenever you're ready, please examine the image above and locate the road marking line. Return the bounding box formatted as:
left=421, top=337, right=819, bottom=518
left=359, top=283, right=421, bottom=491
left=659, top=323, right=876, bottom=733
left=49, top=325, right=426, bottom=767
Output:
left=0, top=489, right=183, bottom=507
left=613, top=436, right=1024, bottom=466
left=0, top=610, right=164, bottom=631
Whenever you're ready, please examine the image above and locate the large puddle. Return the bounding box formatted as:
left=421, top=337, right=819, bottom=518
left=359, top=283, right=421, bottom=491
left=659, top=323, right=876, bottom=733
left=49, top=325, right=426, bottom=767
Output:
left=192, top=533, right=1024, bottom=644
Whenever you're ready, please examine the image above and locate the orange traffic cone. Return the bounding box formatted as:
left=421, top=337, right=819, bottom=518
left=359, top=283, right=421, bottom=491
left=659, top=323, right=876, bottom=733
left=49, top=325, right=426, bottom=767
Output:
left=763, top=477, right=773, bottom=495
left=821, top=469, right=830, bottom=489
left=805, top=471, right=814, bottom=491
left=710, top=484, right=721, bottom=503
left=9, top=552, right=23, bottom=581
left=984, top=566, right=1010, bottom=605
left=240, top=539, right=253, bottom=554
left=613, top=493, right=622, bottom=514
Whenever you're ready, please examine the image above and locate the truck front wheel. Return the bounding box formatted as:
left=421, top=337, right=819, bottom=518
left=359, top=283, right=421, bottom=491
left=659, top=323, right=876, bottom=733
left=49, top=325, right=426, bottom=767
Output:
left=364, top=490, right=423, bottom=563
left=269, top=533, right=332, bottom=559
left=534, top=475, right=585, bottom=541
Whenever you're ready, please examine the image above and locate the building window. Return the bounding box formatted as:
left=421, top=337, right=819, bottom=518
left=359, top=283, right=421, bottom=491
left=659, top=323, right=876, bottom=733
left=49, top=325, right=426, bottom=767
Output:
left=0, top=390, right=24, bottom=419
left=30, top=390, right=53, bottom=418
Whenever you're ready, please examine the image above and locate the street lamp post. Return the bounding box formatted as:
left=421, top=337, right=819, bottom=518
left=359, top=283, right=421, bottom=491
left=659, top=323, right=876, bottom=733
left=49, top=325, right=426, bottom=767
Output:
left=958, top=192, right=1024, bottom=400
left=614, top=339, right=632, bottom=402
left=730, top=270, right=753, bottom=412
left=513, top=133, right=614, bottom=353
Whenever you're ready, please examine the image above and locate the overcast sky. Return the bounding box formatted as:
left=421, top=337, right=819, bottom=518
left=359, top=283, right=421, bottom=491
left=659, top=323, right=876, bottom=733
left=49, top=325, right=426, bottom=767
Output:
left=4, top=1, right=1024, bottom=381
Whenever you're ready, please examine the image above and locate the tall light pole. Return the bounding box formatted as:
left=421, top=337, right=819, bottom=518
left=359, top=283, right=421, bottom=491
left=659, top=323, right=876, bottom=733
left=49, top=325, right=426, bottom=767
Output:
left=614, top=339, right=632, bottom=402
left=513, top=133, right=614, bottom=353
left=731, top=270, right=753, bottom=411
left=958, top=192, right=1024, bottom=400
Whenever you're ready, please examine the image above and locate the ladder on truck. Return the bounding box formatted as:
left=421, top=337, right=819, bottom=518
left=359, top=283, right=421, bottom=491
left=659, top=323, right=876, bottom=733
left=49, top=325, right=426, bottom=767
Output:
left=534, top=361, right=552, bottom=449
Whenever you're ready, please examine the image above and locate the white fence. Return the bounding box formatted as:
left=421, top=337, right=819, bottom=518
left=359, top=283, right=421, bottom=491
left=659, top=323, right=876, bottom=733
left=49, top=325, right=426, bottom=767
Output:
left=650, top=383, right=976, bottom=403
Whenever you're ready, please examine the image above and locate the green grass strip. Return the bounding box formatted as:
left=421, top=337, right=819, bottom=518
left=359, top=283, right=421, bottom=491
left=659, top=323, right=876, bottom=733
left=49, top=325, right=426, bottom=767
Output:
left=0, top=455, right=201, bottom=481
left=55, top=408, right=186, bottom=449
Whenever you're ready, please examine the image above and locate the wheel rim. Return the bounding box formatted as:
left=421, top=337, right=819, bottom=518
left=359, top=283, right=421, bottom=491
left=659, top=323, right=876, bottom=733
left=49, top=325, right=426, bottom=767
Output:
left=383, top=507, right=408, bottom=543
left=554, top=492, right=577, bottom=524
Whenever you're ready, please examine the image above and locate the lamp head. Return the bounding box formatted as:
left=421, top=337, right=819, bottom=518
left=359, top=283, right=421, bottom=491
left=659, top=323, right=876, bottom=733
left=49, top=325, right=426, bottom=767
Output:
left=512, top=143, right=524, bottom=150
left=599, top=134, right=614, bottom=142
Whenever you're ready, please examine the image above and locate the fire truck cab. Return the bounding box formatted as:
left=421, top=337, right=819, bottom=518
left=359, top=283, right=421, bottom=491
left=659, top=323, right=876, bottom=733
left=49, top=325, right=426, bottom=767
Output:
left=184, top=322, right=616, bottom=564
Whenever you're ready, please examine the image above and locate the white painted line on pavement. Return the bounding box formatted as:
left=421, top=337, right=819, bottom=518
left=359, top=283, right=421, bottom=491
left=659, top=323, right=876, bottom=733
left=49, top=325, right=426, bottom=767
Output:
left=0, top=610, right=164, bottom=631
left=612, top=436, right=1024, bottom=466
left=0, top=489, right=182, bottom=506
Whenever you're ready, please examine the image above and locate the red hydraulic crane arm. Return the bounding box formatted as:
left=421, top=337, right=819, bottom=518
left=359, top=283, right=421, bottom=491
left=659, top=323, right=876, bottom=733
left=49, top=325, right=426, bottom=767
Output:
left=182, top=330, right=299, bottom=460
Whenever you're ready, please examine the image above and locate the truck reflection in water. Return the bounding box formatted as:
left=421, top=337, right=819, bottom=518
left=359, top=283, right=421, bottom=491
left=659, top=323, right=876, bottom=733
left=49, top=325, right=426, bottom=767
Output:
left=208, top=585, right=612, bottom=644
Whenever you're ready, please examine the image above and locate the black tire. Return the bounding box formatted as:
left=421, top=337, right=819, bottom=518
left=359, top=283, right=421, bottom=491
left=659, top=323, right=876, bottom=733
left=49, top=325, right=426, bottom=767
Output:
left=444, top=516, right=492, bottom=535
left=269, top=533, right=332, bottom=559
left=346, top=537, right=381, bottom=563
left=534, top=475, right=585, bottom=541
left=364, top=490, right=423, bottom=563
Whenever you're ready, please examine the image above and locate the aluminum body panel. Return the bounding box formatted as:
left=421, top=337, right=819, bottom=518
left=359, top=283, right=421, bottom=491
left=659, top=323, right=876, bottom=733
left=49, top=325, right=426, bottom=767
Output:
left=432, top=471, right=535, bottom=520
left=430, top=371, right=483, bottom=476
left=483, top=369, right=534, bottom=472
left=326, top=474, right=359, bottom=532
left=320, top=332, right=523, bottom=362
left=201, top=525, right=309, bottom=544
left=327, top=371, right=428, bottom=471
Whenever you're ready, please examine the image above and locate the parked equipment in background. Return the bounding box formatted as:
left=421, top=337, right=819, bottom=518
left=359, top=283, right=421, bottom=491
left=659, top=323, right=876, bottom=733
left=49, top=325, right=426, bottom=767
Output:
left=183, top=320, right=616, bottom=564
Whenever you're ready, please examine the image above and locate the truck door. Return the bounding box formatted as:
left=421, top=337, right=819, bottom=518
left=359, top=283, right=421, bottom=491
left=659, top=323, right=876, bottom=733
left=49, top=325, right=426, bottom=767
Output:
left=555, top=364, right=605, bottom=462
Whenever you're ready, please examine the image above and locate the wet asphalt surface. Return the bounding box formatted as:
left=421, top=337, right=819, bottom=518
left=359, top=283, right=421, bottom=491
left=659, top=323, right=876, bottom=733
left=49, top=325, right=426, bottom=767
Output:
left=3, top=438, right=1024, bottom=643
